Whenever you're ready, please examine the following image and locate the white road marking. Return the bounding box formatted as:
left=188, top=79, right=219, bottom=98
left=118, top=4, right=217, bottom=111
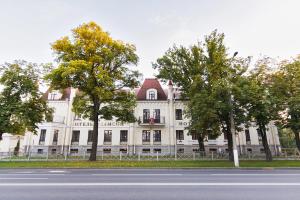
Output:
left=0, top=174, right=65, bottom=176
left=92, top=174, right=183, bottom=176
left=49, top=170, right=66, bottom=173
left=0, top=178, right=48, bottom=180
left=0, top=182, right=300, bottom=186
left=15, top=172, right=33, bottom=174
left=210, top=174, right=300, bottom=176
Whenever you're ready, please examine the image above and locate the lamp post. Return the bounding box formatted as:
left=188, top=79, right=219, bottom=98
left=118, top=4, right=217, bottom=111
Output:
left=229, top=51, right=239, bottom=167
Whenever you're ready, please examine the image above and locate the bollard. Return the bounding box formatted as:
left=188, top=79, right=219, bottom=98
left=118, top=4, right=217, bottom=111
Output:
left=212, top=152, right=214, bottom=160
left=193, top=152, right=195, bottom=161
left=138, top=152, right=141, bottom=161
left=175, top=152, right=177, bottom=161
left=156, top=151, right=159, bottom=161
left=83, top=150, right=86, bottom=160
left=46, top=151, right=49, bottom=161
left=120, top=152, right=122, bottom=161
left=102, top=151, right=104, bottom=160
left=9, top=150, right=11, bottom=161
left=65, top=152, right=67, bottom=161
left=28, top=151, right=31, bottom=161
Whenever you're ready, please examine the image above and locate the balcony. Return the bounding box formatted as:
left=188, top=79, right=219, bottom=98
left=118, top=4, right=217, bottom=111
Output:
left=138, top=116, right=165, bottom=126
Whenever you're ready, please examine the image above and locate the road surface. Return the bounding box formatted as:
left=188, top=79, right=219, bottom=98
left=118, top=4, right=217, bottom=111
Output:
left=0, top=168, right=300, bottom=200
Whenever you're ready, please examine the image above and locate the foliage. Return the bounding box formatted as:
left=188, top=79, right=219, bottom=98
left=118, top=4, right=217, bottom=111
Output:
left=0, top=61, right=53, bottom=140
left=153, top=30, right=249, bottom=158
left=45, top=22, right=140, bottom=161
left=271, top=57, right=300, bottom=151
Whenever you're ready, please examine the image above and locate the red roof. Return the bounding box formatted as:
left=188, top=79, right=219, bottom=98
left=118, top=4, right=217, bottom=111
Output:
left=136, top=78, right=167, bottom=100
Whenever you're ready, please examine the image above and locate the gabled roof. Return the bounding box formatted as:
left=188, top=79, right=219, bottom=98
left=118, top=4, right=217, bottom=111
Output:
left=136, top=78, right=167, bottom=100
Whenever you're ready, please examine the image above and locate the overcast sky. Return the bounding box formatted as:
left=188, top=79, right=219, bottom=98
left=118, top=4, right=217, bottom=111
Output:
left=0, top=0, right=299, bottom=79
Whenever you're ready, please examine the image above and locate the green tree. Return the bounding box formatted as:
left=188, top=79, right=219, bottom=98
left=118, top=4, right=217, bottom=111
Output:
left=239, top=58, right=280, bottom=161
left=272, top=57, right=300, bottom=151
left=0, top=61, right=53, bottom=140
left=153, top=30, right=248, bottom=159
left=45, top=22, right=140, bottom=161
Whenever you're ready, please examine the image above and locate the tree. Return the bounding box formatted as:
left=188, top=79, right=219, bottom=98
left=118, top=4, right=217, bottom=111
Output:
left=153, top=30, right=248, bottom=159
left=272, top=57, right=300, bottom=151
left=239, top=58, right=279, bottom=161
left=45, top=22, right=140, bottom=161
left=0, top=61, right=53, bottom=140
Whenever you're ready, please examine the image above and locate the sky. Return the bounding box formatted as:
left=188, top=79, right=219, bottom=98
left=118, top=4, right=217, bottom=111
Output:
left=0, top=0, right=299, bottom=79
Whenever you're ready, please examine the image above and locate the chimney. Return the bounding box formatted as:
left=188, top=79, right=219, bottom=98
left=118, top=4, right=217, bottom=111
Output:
left=167, top=80, right=173, bottom=100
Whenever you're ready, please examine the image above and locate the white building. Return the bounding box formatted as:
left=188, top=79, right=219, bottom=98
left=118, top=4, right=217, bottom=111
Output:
left=21, top=78, right=281, bottom=156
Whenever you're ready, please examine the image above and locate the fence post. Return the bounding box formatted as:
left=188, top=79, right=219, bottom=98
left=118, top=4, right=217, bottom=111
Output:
left=138, top=152, right=141, bottom=161
left=211, top=152, right=214, bottom=160
left=193, top=152, right=195, bottom=161
left=46, top=151, right=49, bottom=161
left=101, top=151, right=104, bottom=160
left=156, top=151, right=159, bottom=161
left=175, top=152, right=177, bottom=161
left=120, top=151, right=122, bottom=161
left=64, top=152, right=67, bottom=161
left=83, top=150, right=86, bottom=160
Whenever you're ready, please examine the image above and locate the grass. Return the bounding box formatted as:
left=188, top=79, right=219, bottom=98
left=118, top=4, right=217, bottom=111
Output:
left=1, top=160, right=300, bottom=168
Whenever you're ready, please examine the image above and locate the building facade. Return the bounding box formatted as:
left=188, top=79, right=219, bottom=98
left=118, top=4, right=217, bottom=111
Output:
left=22, top=78, right=281, bottom=156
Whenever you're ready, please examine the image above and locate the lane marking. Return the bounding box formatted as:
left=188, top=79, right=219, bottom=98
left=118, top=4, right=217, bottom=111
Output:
left=49, top=171, right=66, bottom=173
left=0, top=174, right=65, bottom=176
left=0, top=182, right=300, bottom=186
left=92, top=174, right=183, bottom=176
left=0, top=178, right=48, bottom=180
left=210, top=174, right=300, bottom=176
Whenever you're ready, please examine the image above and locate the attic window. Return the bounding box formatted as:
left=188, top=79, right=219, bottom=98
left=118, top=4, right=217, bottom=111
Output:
left=146, top=89, right=157, bottom=100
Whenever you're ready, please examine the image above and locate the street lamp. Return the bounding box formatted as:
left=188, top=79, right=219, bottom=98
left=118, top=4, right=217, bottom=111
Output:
left=230, top=51, right=239, bottom=167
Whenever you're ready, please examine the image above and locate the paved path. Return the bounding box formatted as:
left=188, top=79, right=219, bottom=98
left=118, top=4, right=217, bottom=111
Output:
left=0, top=168, right=300, bottom=200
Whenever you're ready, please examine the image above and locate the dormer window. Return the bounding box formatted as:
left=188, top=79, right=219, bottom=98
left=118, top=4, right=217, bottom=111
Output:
left=146, top=89, right=157, bottom=100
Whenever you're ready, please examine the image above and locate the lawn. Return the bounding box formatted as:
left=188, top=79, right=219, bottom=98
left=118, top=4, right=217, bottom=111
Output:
left=1, top=160, right=300, bottom=168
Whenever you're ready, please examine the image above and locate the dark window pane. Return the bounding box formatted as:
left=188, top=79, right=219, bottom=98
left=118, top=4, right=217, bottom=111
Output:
left=175, top=109, right=183, bottom=120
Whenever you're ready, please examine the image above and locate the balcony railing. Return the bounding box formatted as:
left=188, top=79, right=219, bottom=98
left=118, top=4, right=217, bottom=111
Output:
left=138, top=116, right=165, bottom=126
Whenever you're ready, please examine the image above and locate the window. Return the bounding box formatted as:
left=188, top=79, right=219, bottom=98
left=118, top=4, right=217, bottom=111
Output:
left=120, top=148, right=127, bottom=153
left=142, top=130, right=151, bottom=143
left=209, top=148, right=217, bottom=152
left=257, top=128, right=263, bottom=145
left=153, top=130, right=161, bottom=142
left=245, top=129, right=251, bottom=145
left=52, top=130, right=58, bottom=145
left=71, top=130, right=80, bottom=144
left=87, top=130, right=93, bottom=144
left=153, top=109, right=160, bottom=123
left=176, top=130, right=184, bottom=140
left=142, top=148, right=151, bottom=153
left=104, top=130, right=112, bottom=143
left=191, top=131, right=198, bottom=140
left=37, top=149, right=43, bottom=154
left=120, top=130, right=128, bottom=143
left=149, top=91, right=156, bottom=100
left=39, top=129, right=46, bottom=145
left=49, top=93, right=57, bottom=100
left=193, top=148, right=200, bottom=152
left=154, top=148, right=161, bottom=153
left=103, top=148, right=111, bottom=154
left=51, top=149, right=57, bottom=154
left=143, top=109, right=150, bottom=123
left=177, top=148, right=184, bottom=153
left=175, top=109, right=183, bottom=120
left=70, top=149, right=78, bottom=154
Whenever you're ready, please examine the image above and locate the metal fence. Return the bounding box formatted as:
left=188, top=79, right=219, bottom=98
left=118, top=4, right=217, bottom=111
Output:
left=1, top=148, right=299, bottom=161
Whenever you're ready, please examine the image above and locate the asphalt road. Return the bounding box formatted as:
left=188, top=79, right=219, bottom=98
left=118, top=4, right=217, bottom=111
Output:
left=0, top=168, right=300, bottom=200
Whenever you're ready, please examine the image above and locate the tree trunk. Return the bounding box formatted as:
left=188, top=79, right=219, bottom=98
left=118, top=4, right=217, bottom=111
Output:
left=225, top=120, right=234, bottom=162
left=198, top=136, right=205, bottom=155
left=0, top=132, right=3, bottom=141
left=89, top=102, right=100, bottom=161
left=292, top=129, right=300, bottom=152
left=259, top=124, right=272, bottom=162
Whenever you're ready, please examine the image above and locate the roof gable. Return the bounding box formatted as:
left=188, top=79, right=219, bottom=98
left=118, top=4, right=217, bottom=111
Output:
left=136, top=79, right=167, bottom=100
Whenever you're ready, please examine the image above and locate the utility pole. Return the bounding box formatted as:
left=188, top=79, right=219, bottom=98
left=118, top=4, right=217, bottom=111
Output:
left=229, top=95, right=239, bottom=167
left=229, top=51, right=239, bottom=167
